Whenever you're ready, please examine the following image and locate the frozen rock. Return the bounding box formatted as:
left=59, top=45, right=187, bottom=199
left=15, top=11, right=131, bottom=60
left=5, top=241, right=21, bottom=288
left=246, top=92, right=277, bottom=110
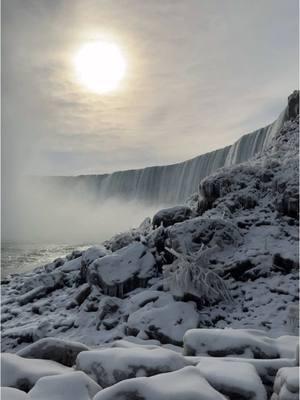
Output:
left=17, top=337, right=90, bottom=367
left=183, top=329, right=285, bottom=358
left=93, top=366, right=226, bottom=400
left=2, top=320, right=50, bottom=344
left=87, top=243, right=156, bottom=297
left=190, top=356, right=296, bottom=395
left=1, top=352, right=70, bottom=391
left=77, top=246, right=109, bottom=284
left=76, top=347, right=190, bottom=388
left=82, top=246, right=108, bottom=265
left=127, top=299, right=199, bottom=345
left=105, top=218, right=152, bottom=252
left=0, top=387, right=30, bottom=400
left=167, top=217, right=242, bottom=254
left=60, top=257, right=82, bottom=273
left=271, top=367, right=299, bottom=400
left=28, top=371, right=102, bottom=400
left=152, top=206, right=193, bottom=228
left=96, top=296, right=122, bottom=330
left=110, top=338, right=161, bottom=349
left=18, top=286, right=49, bottom=306
left=22, top=271, right=64, bottom=293
left=197, top=358, right=267, bottom=400
left=73, top=283, right=92, bottom=306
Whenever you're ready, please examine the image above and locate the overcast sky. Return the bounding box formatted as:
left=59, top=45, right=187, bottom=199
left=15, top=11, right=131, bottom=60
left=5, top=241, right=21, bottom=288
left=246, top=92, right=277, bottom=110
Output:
left=2, top=0, right=299, bottom=178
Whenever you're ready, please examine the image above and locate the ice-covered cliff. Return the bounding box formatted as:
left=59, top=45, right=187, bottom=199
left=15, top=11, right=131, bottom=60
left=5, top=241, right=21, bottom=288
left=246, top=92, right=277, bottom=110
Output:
left=45, top=96, right=293, bottom=205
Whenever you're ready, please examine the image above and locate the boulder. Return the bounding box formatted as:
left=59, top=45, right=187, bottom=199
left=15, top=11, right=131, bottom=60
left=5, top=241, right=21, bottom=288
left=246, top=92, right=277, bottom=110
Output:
left=0, top=353, right=70, bottom=392
left=87, top=243, right=156, bottom=298
left=21, top=271, right=64, bottom=295
left=28, top=371, right=102, bottom=400
left=271, top=366, right=299, bottom=400
left=183, top=329, right=282, bottom=358
left=93, top=366, right=226, bottom=400
left=167, top=217, right=242, bottom=254
left=17, top=337, right=90, bottom=367
left=152, top=206, right=193, bottom=228
left=76, top=347, right=190, bottom=388
left=127, top=299, right=199, bottom=345
left=0, top=387, right=30, bottom=400
left=197, top=358, right=267, bottom=400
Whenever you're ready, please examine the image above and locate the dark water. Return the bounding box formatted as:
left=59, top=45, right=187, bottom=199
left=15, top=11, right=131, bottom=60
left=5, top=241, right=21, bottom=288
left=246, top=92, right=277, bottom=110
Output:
left=1, top=241, right=92, bottom=278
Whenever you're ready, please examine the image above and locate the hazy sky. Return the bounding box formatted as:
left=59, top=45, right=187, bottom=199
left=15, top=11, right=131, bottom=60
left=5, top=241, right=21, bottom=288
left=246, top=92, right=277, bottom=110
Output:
left=2, top=0, right=299, bottom=178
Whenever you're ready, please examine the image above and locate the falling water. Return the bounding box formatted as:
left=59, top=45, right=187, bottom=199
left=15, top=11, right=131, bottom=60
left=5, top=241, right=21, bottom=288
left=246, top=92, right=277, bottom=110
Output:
left=45, top=107, right=287, bottom=206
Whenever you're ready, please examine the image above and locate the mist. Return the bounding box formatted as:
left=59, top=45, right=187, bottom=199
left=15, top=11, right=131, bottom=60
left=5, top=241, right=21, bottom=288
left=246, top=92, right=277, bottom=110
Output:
left=2, top=177, right=159, bottom=244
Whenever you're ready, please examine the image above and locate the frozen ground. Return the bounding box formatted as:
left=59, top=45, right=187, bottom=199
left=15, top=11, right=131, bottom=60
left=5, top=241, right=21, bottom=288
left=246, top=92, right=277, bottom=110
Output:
left=1, top=92, right=299, bottom=399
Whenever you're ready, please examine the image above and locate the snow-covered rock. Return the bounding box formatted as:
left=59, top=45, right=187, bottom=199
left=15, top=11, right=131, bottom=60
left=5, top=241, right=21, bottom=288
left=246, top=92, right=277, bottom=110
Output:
left=167, top=217, right=242, bottom=254
left=152, top=206, right=193, bottom=228
left=93, top=366, right=227, bottom=400
left=197, top=357, right=267, bottom=400
left=0, top=353, right=70, bottom=391
left=183, top=329, right=297, bottom=358
left=271, top=367, right=299, bottom=400
left=127, top=298, right=199, bottom=345
left=76, top=347, right=189, bottom=387
left=28, top=371, right=102, bottom=400
left=87, top=243, right=156, bottom=297
left=0, top=387, right=30, bottom=400
left=82, top=246, right=108, bottom=266
left=17, top=337, right=90, bottom=367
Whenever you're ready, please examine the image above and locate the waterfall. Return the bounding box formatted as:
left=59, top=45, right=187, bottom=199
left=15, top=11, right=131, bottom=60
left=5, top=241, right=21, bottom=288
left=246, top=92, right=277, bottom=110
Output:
left=46, top=107, right=287, bottom=206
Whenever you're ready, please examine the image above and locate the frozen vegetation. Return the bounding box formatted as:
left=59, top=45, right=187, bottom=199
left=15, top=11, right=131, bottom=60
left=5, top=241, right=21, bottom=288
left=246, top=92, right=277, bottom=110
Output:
left=1, top=92, right=299, bottom=399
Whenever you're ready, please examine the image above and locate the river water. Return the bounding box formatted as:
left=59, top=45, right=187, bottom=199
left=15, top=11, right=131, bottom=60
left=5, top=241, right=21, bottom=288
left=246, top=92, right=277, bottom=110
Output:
left=1, top=241, right=92, bottom=278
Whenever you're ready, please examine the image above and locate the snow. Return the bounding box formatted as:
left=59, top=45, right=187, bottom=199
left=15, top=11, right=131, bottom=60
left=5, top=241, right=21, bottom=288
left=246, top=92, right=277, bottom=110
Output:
left=76, top=347, right=189, bottom=387
left=87, top=242, right=156, bottom=297
left=28, top=371, right=102, bottom=400
left=93, top=366, right=227, bottom=400
left=17, top=337, right=90, bottom=367
left=271, top=367, right=300, bottom=400
left=183, top=328, right=299, bottom=358
left=127, top=299, right=199, bottom=345
left=0, top=353, right=71, bottom=391
left=197, top=357, right=267, bottom=399
left=0, top=387, right=30, bottom=400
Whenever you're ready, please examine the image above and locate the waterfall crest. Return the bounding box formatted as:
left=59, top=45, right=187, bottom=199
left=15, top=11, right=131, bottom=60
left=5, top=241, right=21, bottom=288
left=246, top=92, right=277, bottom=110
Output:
left=48, top=107, right=288, bottom=206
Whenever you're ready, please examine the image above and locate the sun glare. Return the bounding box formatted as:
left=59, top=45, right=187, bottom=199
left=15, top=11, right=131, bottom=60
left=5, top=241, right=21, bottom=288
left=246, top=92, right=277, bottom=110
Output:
left=74, top=41, right=127, bottom=94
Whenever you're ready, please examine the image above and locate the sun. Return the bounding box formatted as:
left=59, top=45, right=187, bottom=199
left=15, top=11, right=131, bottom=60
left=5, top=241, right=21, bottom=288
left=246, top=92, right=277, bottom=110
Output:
left=74, top=41, right=127, bottom=94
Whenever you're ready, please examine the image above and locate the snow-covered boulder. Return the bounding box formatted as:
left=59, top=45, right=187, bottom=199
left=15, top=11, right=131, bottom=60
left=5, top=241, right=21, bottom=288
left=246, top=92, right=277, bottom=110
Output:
left=76, top=347, right=189, bottom=388
left=17, top=337, right=90, bottom=367
left=28, top=371, right=102, bottom=400
left=22, top=271, right=64, bottom=294
left=167, top=217, right=242, bottom=254
left=2, top=320, right=50, bottom=345
left=0, top=387, right=30, bottom=400
left=152, top=206, right=193, bottom=228
left=127, top=299, right=199, bottom=345
left=197, top=358, right=267, bottom=400
left=271, top=367, right=299, bottom=400
left=105, top=218, right=152, bottom=252
left=0, top=353, right=70, bottom=391
left=60, top=256, right=82, bottom=273
left=77, top=246, right=109, bottom=284
left=87, top=243, right=156, bottom=297
left=96, top=296, right=123, bottom=330
left=93, top=366, right=226, bottom=400
left=190, top=356, right=296, bottom=395
left=183, top=329, right=283, bottom=358
left=82, top=246, right=108, bottom=266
